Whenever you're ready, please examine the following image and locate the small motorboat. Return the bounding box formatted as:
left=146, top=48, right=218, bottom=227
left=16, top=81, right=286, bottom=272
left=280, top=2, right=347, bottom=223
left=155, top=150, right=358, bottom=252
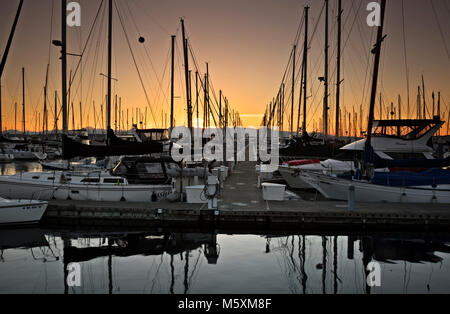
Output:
left=0, top=197, right=48, bottom=225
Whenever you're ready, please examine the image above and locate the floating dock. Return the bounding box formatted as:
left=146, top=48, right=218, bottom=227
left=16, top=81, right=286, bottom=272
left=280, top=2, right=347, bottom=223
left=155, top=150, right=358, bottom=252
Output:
left=44, top=162, right=450, bottom=230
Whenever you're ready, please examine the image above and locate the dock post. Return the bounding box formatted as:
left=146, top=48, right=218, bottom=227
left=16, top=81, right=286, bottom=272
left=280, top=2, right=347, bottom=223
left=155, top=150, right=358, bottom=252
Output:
left=348, top=185, right=355, bottom=211
left=257, top=163, right=262, bottom=188
left=207, top=175, right=219, bottom=210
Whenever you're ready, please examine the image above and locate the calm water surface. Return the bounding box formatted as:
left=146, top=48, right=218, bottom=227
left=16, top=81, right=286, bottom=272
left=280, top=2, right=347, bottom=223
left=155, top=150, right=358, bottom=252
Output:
left=0, top=163, right=449, bottom=294
left=1, top=228, right=449, bottom=294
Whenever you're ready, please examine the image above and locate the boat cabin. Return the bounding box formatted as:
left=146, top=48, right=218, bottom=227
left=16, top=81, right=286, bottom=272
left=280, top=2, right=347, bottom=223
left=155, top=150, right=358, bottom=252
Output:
left=371, top=119, right=444, bottom=140
left=111, top=156, right=180, bottom=184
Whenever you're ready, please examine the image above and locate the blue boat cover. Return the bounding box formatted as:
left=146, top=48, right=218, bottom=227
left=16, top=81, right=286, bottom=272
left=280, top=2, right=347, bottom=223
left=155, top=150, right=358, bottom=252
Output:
left=371, top=169, right=450, bottom=187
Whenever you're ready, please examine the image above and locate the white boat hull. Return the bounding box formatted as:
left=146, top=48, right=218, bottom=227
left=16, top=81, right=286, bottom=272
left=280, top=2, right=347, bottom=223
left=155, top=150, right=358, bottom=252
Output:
left=278, top=167, right=311, bottom=189
left=0, top=199, right=48, bottom=225
left=279, top=160, right=356, bottom=189
left=300, top=172, right=450, bottom=204
left=0, top=175, right=172, bottom=202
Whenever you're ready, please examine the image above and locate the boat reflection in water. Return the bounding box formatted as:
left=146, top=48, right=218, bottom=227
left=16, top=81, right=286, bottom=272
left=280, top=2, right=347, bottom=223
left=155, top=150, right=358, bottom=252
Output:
left=0, top=228, right=449, bottom=294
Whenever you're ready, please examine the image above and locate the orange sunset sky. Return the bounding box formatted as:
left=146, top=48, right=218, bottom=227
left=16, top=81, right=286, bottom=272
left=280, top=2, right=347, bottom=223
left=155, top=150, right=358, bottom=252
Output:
left=0, top=0, right=449, bottom=133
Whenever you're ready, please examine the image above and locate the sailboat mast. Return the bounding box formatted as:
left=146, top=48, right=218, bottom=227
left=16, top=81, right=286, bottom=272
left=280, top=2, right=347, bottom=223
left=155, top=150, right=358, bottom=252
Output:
left=422, top=75, right=426, bottom=119
left=181, top=19, right=192, bottom=130
left=437, top=91, right=440, bottom=118
left=22, top=67, right=25, bottom=134
left=54, top=91, right=58, bottom=132
left=0, top=79, right=2, bottom=133
left=79, top=101, right=83, bottom=129
left=323, top=0, right=329, bottom=140
left=170, top=35, right=175, bottom=131
left=107, top=0, right=113, bottom=134
left=43, top=64, right=49, bottom=133
left=14, top=102, right=17, bottom=134
left=196, top=72, right=199, bottom=129
left=297, top=61, right=304, bottom=136
left=291, top=45, right=296, bottom=136
left=61, top=0, right=68, bottom=134
left=417, top=87, right=421, bottom=119
left=335, top=0, right=342, bottom=139
left=206, top=64, right=210, bottom=128
left=365, top=0, right=387, bottom=152
left=302, top=6, right=309, bottom=137
left=0, top=0, right=24, bottom=135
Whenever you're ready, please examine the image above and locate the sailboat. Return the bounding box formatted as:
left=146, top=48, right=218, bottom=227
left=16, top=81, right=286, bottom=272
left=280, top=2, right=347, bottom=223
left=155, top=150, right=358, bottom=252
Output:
left=297, top=0, right=450, bottom=204
left=278, top=1, right=346, bottom=159
left=59, top=0, right=166, bottom=160
left=279, top=118, right=447, bottom=189
left=0, top=0, right=176, bottom=203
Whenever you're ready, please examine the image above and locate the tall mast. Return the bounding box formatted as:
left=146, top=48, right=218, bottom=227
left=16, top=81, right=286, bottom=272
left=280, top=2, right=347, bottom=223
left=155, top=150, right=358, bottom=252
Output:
left=0, top=0, right=24, bottom=135
left=417, top=86, right=421, bottom=119
left=43, top=64, right=49, bottom=133
left=189, top=70, right=193, bottom=128
left=54, top=91, right=58, bottom=132
left=203, top=74, right=207, bottom=129
left=432, top=92, right=435, bottom=118
left=291, top=45, right=296, bottom=136
left=422, top=75, right=426, bottom=119
left=437, top=91, right=440, bottom=118
left=71, top=102, right=75, bottom=131
left=335, top=0, right=342, bottom=139
left=281, top=83, right=285, bottom=131
left=22, top=67, right=25, bottom=134
left=447, top=110, right=450, bottom=136
left=206, top=63, right=209, bottom=128
left=302, top=6, right=309, bottom=137
left=93, top=101, right=97, bottom=131
left=297, top=61, right=304, bottom=136
left=365, top=0, right=387, bottom=153
left=219, top=90, right=223, bottom=128
left=115, top=94, right=117, bottom=131
left=170, top=35, right=175, bottom=131
left=0, top=79, right=2, bottom=133
left=61, top=0, right=68, bottom=134
left=181, top=19, right=192, bottom=130
left=79, top=101, right=83, bottom=129
left=196, top=72, right=199, bottom=129
left=323, top=0, right=329, bottom=140
left=14, top=102, right=17, bottom=134
left=107, top=0, right=113, bottom=136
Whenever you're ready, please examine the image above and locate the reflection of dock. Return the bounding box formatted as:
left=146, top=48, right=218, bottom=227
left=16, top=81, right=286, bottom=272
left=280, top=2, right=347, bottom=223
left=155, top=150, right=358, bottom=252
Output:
left=44, top=162, right=450, bottom=229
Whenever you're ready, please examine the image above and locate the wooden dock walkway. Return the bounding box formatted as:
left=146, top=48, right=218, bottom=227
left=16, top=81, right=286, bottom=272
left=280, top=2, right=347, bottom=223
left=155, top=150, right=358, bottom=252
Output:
left=43, top=162, right=450, bottom=229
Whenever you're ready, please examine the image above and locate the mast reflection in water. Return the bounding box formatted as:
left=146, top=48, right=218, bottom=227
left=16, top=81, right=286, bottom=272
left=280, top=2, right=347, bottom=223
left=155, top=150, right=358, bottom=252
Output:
left=0, top=228, right=449, bottom=294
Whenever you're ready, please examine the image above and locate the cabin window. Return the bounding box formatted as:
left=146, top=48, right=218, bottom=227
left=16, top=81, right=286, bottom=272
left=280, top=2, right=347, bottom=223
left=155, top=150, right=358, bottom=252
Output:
left=103, top=178, right=124, bottom=184
left=81, top=178, right=100, bottom=183
left=47, top=177, right=55, bottom=180
left=32, top=176, right=40, bottom=180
